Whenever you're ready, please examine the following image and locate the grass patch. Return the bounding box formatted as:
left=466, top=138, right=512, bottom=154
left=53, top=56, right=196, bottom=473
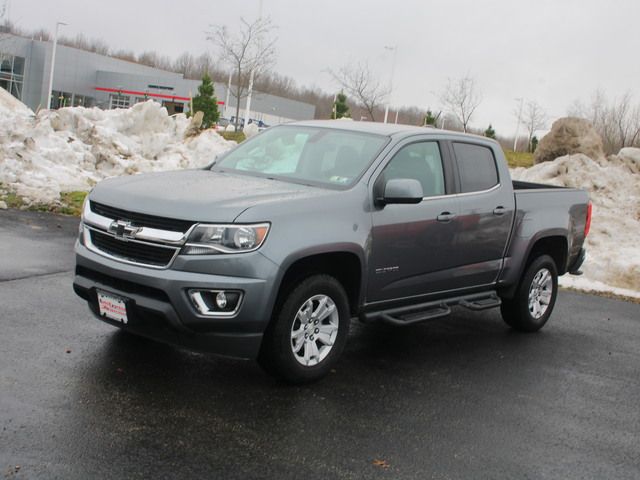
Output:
left=58, top=191, right=88, bottom=216
left=504, top=150, right=534, bottom=168
left=0, top=186, right=87, bottom=216
left=220, top=131, right=246, bottom=143
left=2, top=191, right=25, bottom=209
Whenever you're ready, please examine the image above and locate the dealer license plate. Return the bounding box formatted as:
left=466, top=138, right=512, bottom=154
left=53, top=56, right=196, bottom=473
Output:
left=97, top=291, right=128, bottom=324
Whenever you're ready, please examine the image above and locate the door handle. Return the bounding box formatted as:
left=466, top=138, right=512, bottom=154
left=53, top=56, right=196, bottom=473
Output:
left=437, top=212, right=456, bottom=222
left=493, top=206, right=506, bottom=216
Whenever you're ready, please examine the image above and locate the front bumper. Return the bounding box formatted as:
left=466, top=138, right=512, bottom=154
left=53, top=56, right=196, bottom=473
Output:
left=73, top=242, right=280, bottom=359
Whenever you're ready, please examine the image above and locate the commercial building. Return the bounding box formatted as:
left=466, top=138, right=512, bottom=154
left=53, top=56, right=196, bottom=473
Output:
left=0, top=33, right=315, bottom=124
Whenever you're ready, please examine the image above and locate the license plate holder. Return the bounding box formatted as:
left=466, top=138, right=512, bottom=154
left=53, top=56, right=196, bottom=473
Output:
left=97, top=290, right=129, bottom=324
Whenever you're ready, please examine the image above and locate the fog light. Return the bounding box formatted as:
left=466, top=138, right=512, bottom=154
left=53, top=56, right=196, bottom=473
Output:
left=215, top=291, right=227, bottom=309
left=188, top=289, right=242, bottom=316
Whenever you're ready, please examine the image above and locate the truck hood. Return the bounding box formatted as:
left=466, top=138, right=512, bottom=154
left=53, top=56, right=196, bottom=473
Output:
left=89, top=169, right=329, bottom=223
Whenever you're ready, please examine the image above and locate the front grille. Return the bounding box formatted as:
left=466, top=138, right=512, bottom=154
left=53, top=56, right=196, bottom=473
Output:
left=90, top=230, right=177, bottom=267
left=90, top=201, right=195, bottom=232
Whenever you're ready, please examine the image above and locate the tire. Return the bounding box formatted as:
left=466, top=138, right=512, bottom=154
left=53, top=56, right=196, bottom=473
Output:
left=501, top=254, right=558, bottom=332
left=258, top=274, right=351, bottom=384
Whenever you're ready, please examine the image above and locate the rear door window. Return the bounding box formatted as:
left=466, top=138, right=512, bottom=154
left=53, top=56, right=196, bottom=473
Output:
left=453, top=143, right=499, bottom=193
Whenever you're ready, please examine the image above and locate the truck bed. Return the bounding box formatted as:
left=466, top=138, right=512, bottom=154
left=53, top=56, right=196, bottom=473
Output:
left=503, top=182, right=590, bottom=282
left=512, top=180, right=567, bottom=190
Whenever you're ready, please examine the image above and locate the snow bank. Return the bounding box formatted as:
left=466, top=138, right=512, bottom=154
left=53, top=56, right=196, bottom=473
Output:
left=0, top=87, right=637, bottom=299
left=511, top=153, right=640, bottom=298
left=0, top=93, right=234, bottom=205
left=0, top=86, right=33, bottom=115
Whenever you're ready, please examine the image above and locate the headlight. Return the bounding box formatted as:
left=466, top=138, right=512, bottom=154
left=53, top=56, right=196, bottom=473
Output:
left=182, top=223, right=270, bottom=255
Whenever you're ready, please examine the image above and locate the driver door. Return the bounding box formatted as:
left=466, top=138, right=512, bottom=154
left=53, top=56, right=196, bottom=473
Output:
left=367, top=140, right=461, bottom=304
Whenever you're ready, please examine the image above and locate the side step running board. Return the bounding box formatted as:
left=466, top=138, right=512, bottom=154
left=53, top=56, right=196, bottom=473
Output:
left=379, top=305, right=451, bottom=326
left=361, top=291, right=501, bottom=327
left=460, top=294, right=501, bottom=311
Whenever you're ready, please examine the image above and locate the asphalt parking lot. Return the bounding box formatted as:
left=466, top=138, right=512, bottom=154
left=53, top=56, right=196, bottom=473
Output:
left=1, top=209, right=639, bottom=479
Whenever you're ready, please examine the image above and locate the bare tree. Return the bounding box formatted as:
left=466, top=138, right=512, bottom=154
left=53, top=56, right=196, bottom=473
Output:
left=0, top=2, right=10, bottom=54
left=517, top=101, right=546, bottom=152
left=438, top=111, right=463, bottom=131
left=209, top=17, right=277, bottom=128
left=59, top=34, right=109, bottom=55
left=569, top=89, right=640, bottom=154
left=440, top=76, right=482, bottom=133
left=174, top=52, right=196, bottom=77
left=112, top=49, right=136, bottom=62
left=611, top=92, right=640, bottom=150
left=330, top=61, right=388, bottom=121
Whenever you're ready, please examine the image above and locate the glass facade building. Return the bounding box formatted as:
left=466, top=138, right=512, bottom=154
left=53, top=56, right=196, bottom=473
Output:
left=0, top=33, right=315, bottom=124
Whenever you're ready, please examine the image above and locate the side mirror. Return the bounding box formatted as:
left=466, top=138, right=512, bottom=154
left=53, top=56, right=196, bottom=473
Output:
left=378, top=178, right=424, bottom=205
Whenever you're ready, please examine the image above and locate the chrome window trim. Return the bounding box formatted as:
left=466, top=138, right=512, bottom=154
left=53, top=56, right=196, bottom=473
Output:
left=453, top=183, right=501, bottom=198
left=419, top=193, right=450, bottom=202
left=418, top=183, right=501, bottom=202
left=83, top=225, right=180, bottom=270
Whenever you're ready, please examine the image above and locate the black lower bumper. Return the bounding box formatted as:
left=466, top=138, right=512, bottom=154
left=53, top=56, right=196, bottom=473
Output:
left=73, top=276, right=263, bottom=360
left=568, top=247, right=586, bottom=275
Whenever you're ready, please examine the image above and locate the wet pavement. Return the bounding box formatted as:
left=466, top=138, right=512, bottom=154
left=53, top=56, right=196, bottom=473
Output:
left=1, top=209, right=639, bottom=479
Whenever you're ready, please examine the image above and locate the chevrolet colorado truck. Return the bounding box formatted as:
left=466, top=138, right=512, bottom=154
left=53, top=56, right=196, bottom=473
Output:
left=73, top=121, right=591, bottom=383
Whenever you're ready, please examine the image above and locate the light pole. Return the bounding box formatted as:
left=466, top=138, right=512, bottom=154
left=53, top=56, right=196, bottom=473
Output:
left=225, top=70, right=232, bottom=118
left=46, top=21, right=67, bottom=110
left=243, top=0, right=263, bottom=129
left=513, top=97, right=524, bottom=151
left=383, top=45, right=397, bottom=124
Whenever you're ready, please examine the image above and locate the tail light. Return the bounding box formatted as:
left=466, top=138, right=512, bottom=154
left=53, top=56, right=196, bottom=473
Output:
left=584, top=202, right=592, bottom=237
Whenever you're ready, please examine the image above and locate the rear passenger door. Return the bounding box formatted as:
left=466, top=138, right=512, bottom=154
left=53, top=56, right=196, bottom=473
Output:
left=449, top=142, right=515, bottom=288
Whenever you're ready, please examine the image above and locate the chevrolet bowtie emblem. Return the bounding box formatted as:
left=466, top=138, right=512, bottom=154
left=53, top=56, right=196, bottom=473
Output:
left=109, top=220, right=142, bottom=241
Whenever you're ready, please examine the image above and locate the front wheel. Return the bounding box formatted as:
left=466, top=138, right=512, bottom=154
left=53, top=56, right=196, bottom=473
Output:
left=501, top=254, right=558, bottom=332
left=258, top=274, right=350, bottom=384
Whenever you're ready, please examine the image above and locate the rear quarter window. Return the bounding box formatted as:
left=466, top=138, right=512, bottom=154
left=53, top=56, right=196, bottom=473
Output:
left=453, top=142, right=499, bottom=193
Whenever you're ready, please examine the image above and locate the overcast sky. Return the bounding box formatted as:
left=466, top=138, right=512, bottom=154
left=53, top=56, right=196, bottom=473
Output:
left=8, top=0, right=640, bottom=135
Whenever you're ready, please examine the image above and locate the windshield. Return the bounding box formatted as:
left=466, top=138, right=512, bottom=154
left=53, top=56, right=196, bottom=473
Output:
left=213, top=125, right=388, bottom=188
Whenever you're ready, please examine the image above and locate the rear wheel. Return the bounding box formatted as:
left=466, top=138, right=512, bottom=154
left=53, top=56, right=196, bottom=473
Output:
left=501, top=254, right=558, bottom=332
left=258, top=274, right=350, bottom=383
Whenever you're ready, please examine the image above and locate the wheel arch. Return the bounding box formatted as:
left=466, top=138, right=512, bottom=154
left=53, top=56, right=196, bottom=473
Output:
left=500, top=232, right=568, bottom=299
left=271, top=248, right=365, bottom=318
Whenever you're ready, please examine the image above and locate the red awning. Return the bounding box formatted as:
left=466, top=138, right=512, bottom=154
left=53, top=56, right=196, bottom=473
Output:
left=95, top=87, right=224, bottom=104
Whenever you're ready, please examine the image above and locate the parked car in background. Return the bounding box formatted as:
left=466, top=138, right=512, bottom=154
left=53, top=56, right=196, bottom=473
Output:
left=228, top=117, right=269, bottom=131
left=215, top=118, right=231, bottom=132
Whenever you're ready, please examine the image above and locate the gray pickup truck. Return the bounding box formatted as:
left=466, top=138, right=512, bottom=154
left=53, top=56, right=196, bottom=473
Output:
left=74, top=121, right=591, bottom=383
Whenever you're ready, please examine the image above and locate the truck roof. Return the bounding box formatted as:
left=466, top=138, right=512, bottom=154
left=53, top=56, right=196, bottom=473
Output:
left=291, top=119, right=495, bottom=143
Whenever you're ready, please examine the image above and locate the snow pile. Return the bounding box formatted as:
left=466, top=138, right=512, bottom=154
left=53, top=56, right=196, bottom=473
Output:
left=511, top=153, right=640, bottom=299
left=0, top=86, right=34, bottom=115
left=243, top=122, right=260, bottom=139
left=0, top=93, right=235, bottom=204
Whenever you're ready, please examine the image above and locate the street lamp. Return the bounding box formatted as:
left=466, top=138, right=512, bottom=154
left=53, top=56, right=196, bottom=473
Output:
left=383, top=45, right=397, bottom=124
left=513, top=97, right=524, bottom=151
left=225, top=70, right=232, bottom=118
left=46, top=21, right=67, bottom=110
left=243, top=0, right=264, bottom=129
